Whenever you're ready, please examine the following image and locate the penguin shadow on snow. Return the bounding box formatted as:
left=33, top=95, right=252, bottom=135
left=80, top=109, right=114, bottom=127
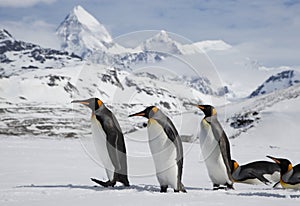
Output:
left=233, top=189, right=300, bottom=199
left=15, top=183, right=161, bottom=192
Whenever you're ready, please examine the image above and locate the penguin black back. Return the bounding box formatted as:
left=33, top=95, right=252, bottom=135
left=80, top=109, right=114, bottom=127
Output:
left=231, top=160, right=280, bottom=184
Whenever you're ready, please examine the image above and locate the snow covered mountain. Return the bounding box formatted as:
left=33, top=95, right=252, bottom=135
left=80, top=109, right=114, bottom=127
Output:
left=2, top=5, right=298, bottom=140
left=0, top=29, right=82, bottom=77
left=56, top=5, right=113, bottom=57
left=139, top=30, right=183, bottom=54
left=0, top=29, right=227, bottom=138
left=249, top=70, right=300, bottom=98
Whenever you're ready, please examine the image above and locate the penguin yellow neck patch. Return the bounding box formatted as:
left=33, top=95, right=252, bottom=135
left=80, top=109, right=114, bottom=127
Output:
left=212, top=108, right=217, bottom=116
left=97, top=99, right=103, bottom=107
left=152, top=106, right=158, bottom=113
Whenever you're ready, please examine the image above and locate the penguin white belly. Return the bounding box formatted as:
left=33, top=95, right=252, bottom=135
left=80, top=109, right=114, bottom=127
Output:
left=91, top=115, right=115, bottom=181
left=147, top=118, right=178, bottom=189
left=239, top=178, right=264, bottom=185
left=199, top=120, right=231, bottom=185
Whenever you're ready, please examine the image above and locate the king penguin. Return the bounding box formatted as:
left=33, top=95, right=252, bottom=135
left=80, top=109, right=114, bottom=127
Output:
left=231, top=159, right=280, bottom=185
left=195, top=104, right=234, bottom=190
left=72, top=98, right=129, bottom=187
left=129, top=106, right=186, bottom=193
left=267, top=156, right=300, bottom=189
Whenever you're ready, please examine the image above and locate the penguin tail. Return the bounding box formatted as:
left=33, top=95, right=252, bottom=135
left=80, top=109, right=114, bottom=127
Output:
left=90, top=178, right=116, bottom=187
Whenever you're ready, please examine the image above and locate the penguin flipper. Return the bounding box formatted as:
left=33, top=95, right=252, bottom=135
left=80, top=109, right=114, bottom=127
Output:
left=210, top=118, right=233, bottom=182
left=217, top=131, right=233, bottom=181
left=253, top=173, right=271, bottom=185
left=91, top=178, right=116, bottom=187
left=273, top=181, right=280, bottom=188
left=95, top=115, right=122, bottom=172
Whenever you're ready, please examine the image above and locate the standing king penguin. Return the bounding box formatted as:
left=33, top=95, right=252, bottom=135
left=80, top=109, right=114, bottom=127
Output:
left=196, top=104, right=234, bottom=190
left=268, top=156, right=300, bottom=189
left=231, top=160, right=280, bottom=185
left=72, top=98, right=129, bottom=187
left=129, top=106, right=186, bottom=193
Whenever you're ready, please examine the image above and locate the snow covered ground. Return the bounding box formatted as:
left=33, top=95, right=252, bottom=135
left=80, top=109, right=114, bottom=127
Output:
left=1, top=92, right=300, bottom=206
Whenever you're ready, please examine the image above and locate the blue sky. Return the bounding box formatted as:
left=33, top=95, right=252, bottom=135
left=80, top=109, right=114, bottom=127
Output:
left=0, top=0, right=300, bottom=67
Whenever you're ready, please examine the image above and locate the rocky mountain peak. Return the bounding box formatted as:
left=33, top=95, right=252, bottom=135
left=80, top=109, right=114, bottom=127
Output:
left=0, top=29, right=14, bottom=41
left=249, top=70, right=300, bottom=98
left=56, top=5, right=113, bottom=57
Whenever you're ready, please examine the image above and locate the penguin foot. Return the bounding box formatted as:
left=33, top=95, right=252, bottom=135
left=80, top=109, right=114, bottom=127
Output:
left=225, top=183, right=234, bottom=190
left=90, top=178, right=116, bottom=187
left=174, top=188, right=187, bottom=193
left=213, top=186, right=228, bottom=190
left=181, top=188, right=187, bottom=193
left=119, top=179, right=130, bottom=187
left=213, top=184, right=220, bottom=190
left=160, top=185, right=168, bottom=193
left=213, top=184, right=234, bottom=191
left=180, top=183, right=187, bottom=193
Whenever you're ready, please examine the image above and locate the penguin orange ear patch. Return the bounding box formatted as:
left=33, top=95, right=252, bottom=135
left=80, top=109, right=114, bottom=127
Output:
left=97, top=99, right=103, bottom=107
left=152, top=106, right=158, bottom=113
left=288, top=163, right=293, bottom=172
left=233, top=161, right=239, bottom=171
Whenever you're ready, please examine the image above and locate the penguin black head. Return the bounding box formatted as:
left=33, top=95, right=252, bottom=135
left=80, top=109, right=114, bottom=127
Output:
left=128, top=106, right=158, bottom=119
left=71, top=98, right=103, bottom=112
left=267, top=155, right=293, bottom=175
left=195, top=104, right=217, bottom=117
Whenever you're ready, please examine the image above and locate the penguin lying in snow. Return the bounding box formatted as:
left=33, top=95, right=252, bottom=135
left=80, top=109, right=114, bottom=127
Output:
left=72, top=98, right=130, bottom=187
left=129, top=106, right=186, bottom=193
left=231, top=160, right=280, bottom=185
left=195, top=104, right=234, bottom=190
left=268, top=156, right=300, bottom=189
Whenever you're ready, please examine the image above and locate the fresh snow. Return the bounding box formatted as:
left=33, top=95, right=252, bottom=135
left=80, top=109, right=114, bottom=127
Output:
left=1, top=97, right=300, bottom=206
left=1, top=85, right=300, bottom=206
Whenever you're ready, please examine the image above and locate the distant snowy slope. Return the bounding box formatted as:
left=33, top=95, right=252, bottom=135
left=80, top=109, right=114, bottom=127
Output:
left=249, top=70, right=300, bottom=98
left=139, top=30, right=183, bottom=54
left=223, top=83, right=300, bottom=139
left=0, top=29, right=82, bottom=77
left=193, top=40, right=232, bottom=52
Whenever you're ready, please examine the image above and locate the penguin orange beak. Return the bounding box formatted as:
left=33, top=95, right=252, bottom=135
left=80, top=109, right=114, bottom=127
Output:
left=128, top=111, right=145, bottom=117
left=189, top=103, right=205, bottom=110
left=71, top=100, right=90, bottom=105
left=197, top=105, right=205, bottom=110
left=267, top=155, right=281, bottom=164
